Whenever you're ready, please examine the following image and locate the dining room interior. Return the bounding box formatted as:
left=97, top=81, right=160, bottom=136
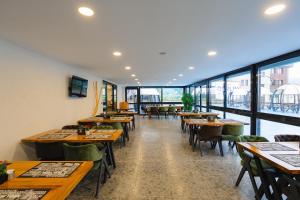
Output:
left=1, top=0, right=300, bottom=200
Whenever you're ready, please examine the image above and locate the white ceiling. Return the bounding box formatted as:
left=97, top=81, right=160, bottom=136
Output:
left=0, top=0, right=300, bottom=86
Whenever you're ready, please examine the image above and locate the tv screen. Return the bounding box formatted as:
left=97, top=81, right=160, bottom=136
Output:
left=69, top=76, right=88, bottom=97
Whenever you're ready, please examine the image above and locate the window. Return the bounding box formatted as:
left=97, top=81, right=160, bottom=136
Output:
left=226, top=71, right=251, bottom=110
left=126, top=89, right=137, bottom=104
left=225, top=113, right=250, bottom=135
left=209, top=109, right=224, bottom=118
left=258, top=57, right=300, bottom=117
left=201, top=85, right=207, bottom=107
left=209, top=78, right=224, bottom=107
left=162, top=88, right=183, bottom=102
left=257, top=119, right=300, bottom=141
left=195, top=86, right=200, bottom=106
left=140, top=88, right=161, bottom=102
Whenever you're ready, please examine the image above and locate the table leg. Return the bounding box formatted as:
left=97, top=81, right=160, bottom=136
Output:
left=132, top=115, right=135, bottom=130
left=254, top=156, right=273, bottom=199
left=106, top=142, right=116, bottom=168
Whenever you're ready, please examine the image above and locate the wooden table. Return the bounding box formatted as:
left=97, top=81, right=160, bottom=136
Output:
left=78, top=116, right=132, bottom=145
left=237, top=142, right=300, bottom=199
left=104, top=111, right=137, bottom=130
left=237, top=142, right=300, bottom=175
left=22, top=129, right=122, bottom=168
left=184, top=119, right=248, bottom=146
left=178, top=112, right=219, bottom=131
left=0, top=161, right=93, bottom=200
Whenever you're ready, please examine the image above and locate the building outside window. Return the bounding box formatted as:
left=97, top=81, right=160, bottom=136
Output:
left=226, top=71, right=251, bottom=110
left=209, top=78, right=224, bottom=107
left=201, top=85, right=207, bottom=107
left=162, top=88, right=183, bottom=102
left=258, top=57, right=300, bottom=117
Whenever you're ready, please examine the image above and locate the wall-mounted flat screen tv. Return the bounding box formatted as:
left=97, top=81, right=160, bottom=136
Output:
left=69, top=76, right=88, bottom=97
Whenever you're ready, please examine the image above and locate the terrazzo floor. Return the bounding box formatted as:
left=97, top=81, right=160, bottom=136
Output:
left=69, top=116, right=257, bottom=200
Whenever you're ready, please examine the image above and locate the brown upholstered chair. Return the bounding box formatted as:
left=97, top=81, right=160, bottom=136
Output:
left=274, top=134, right=300, bottom=142
left=193, top=125, right=224, bottom=156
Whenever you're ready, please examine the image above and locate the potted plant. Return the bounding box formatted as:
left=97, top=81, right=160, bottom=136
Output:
left=0, top=161, right=8, bottom=184
left=181, top=93, right=193, bottom=111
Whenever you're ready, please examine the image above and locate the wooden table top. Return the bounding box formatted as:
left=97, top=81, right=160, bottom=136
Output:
left=105, top=111, right=137, bottom=115
left=183, top=118, right=248, bottom=126
left=78, top=116, right=132, bottom=123
left=237, top=142, right=300, bottom=175
left=0, top=161, right=93, bottom=200
left=178, top=112, right=219, bottom=117
left=183, top=118, right=224, bottom=126
left=21, top=129, right=123, bottom=143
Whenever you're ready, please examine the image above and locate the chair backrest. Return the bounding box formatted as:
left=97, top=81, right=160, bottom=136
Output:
left=168, top=107, right=176, bottom=112
left=159, top=107, right=168, bottom=112
left=119, top=102, right=129, bottom=110
left=150, top=107, right=159, bottom=112
left=222, top=124, right=244, bottom=136
left=62, top=125, right=80, bottom=130
left=94, top=125, right=113, bottom=130
left=274, top=134, right=300, bottom=142
left=63, top=143, right=102, bottom=162
left=236, top=136, right=269, bottom=161
left=198, top=125, right=223, bottom=138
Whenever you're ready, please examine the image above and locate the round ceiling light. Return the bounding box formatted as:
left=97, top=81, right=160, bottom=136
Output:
left=125, top=66, right=131, bottom=70
left=264, top=4, right=286, bottom=15
left=78, top=7, right=94, bottom=17
left=188, top=66, right=195, bottom=70
left=113, top=51, right=122, bottom=57
left=208, top=51, right=217, bottom=56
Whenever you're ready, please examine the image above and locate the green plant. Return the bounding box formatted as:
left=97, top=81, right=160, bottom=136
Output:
left=0, top=162, right=7, bottom=176
left=181, top=93, right=194, bottom=111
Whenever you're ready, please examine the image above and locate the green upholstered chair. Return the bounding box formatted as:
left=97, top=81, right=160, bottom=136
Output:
left=222, top=123, right=244, bottom=148
left=235, top=136, right=273, bottom=199
left=168, top=106, right=177, bottom=118
left=94, top=125, right=113, bottom=130
left=159, top=107, right=169, bottom=118
left=63, top=143, right=110, bottom=198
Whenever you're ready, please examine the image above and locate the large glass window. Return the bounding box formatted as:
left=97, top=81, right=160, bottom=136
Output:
left=209, top=78, right=224, bottom=107
left=225, top=113, right=250, bottom=135
left=258, top=57, right=300, bottom=117
left=257, top=119, right=300, bottom=141
left=195, top=86, right=200, bottom=106
left=126, top=88, right=138, bottom=112
left=226, top=71, right=251, bottom=110
left=209, top=109, right=224, bottom=118
left=162, top=88, right=183, bottom=102
left=201, top=85, right=207, bottom=107
left=140, top=88, right=161, bottom=102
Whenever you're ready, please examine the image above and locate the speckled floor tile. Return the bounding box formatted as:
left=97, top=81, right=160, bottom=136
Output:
left=68, top=117, right=260, bottom=200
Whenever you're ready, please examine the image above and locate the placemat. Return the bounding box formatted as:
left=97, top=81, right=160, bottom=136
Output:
left=270, top=154, right=300, bottom=167
left=248, top=142, right=296, bottom=151
left=85, top=134, right=112, bottom=139
left=19, top=162, right=81, bottom=178
left=0, top=189, right=49, bottom=200
left=37, top=133, right=72, bottom=139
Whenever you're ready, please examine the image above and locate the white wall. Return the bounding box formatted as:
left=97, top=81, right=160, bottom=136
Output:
left=0, top=39, right=104, bottom=160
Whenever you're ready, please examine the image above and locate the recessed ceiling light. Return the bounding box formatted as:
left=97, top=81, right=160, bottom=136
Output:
left=264, top=4, right=286, bottom=15
left=134, top=78, right=139, bottom=81
left=178, top=74, right=183, bottom=77
left=131, top=74, right=136, bottom=77
left=113, top=51, right=122, bottom=57
left=78, top=7, right=94, bottom=17
left=159, top=52, right=167, bottom=55
left=137, top=82, right=140, bottom=84
left=208, top=51, right=217, bottom=56
left=173, top=78, right=177, bottom=81
left=188, top=66, right=195, bottom=70
left=125, top=66, right=131, bottom=70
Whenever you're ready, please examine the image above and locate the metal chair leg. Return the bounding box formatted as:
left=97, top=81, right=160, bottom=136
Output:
left=95, top=160, right=104, bottom=198
left=235, top=165, right=247, bottom=186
